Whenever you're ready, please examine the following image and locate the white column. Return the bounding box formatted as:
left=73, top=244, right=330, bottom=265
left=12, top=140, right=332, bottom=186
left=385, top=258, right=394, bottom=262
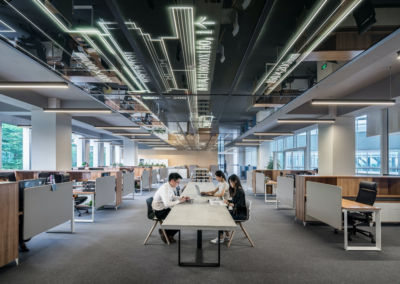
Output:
left=22, top=128, right=30, bottom=170
left=318, top=117, right=355, bottom=175
left=123, top=140, right=138, bottom=166
left=92, top=140, right=99, bottom=167
left=84, top=140, right=90, bottom=165
left=115, top=146, right=120, bottom=165
left=31, top=110, right=72, bottom=171
left=258, top=141, right=272, bottom=169
left=99, top=143, right=104, bottom=166
left=77, top=136, right=83, bottom=167
left=381, top=109, right=389, bottom=175
left=105, top=143, right=110, bottom=166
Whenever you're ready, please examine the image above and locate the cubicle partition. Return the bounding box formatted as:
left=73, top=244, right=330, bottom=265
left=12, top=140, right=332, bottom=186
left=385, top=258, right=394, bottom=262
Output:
left=306, top=181, right=342, bottom=229
left=95, top=176, right=117, bottom=209
left=23, top=182, right=74, bottom=240
left=151, top=169, right=158, bottom=186
left=122, top=173, right=136, bottom=199
left=141, top=170, right=150, bottom=191
left=296, top=175, right=400, bottom=223
left=276, top=176, right=296, bottom=209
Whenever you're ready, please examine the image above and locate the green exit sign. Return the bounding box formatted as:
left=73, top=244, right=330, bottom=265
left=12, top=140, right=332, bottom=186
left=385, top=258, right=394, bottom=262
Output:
left=321, top=63, right=328, bottom=70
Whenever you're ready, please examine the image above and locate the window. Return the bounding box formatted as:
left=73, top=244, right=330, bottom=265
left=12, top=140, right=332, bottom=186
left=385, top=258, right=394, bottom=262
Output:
left=293, top=150, right=305, bottom=170
left=389, top=107, right=400, bottom=175
left=71, top=134, right=77, bottom=167
left=284, top=136, right=293, bottom=150
left=355, top=115, right=381, bottom=174
left=2, top=123, right=23, bottom=170
left=296, top=132, right=306, bottom=148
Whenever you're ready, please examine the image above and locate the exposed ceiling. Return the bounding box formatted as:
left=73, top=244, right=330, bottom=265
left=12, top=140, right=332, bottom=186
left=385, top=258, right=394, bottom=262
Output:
left=0, top=0, right=399, bottom=150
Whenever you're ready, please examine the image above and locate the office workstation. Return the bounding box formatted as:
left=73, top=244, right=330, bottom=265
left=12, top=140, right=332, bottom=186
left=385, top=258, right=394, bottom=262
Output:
left=2, top=0, right=400, bottom=283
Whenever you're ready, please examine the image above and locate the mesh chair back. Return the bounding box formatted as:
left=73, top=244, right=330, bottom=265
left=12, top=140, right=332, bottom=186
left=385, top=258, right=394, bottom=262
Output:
left=356, top=181, right=378, bottom=206
left=146, top=197, right=155, bottom=220
left=245, top=200, right=252, bottom=222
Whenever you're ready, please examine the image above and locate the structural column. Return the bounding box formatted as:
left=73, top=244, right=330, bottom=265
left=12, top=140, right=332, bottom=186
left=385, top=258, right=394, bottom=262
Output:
left=93, top=141, right=99, bottom=167
left=84, top=140, right=90, bottom=165
left=0, top=123, right=2, bottom=170
left=123, top=140, right=138, bottom=166
left=31, top=110, right=72, bottom=171
left=318, top=117, right=355, bottom=175
left=22, top=128, right=30, bottom=170
left=99, top=143, right=104, bottom=166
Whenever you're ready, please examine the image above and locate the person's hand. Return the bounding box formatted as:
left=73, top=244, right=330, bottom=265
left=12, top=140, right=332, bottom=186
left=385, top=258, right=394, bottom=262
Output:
left=206, top=192, right=213, bottom=196
left=180, top=197, right=186, bottom=203
left=185, top=196, right=191, bottom=201
left=223, top=199, right=229, bottom=205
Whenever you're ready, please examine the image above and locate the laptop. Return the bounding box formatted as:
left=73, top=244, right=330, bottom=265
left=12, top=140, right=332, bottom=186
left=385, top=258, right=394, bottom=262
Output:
left=195, top=185, right=206, bottom=196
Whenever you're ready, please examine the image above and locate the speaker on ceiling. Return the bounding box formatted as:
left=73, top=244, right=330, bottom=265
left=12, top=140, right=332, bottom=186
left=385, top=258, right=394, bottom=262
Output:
left=353, top=0, right=377, bottom=35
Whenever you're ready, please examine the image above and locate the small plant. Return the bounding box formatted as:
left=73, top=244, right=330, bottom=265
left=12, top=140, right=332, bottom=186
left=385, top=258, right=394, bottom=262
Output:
left=138, top=162, right=144, bottom=167
left=118, top=163, right=124, bottom=166
left=82, top=162, right=86, bottom=166
left=112, top=163, right=117, bottom=167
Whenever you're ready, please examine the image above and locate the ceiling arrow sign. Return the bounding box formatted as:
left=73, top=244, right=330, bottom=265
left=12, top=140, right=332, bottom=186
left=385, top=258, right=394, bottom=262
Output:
left=195, top=17, right=216, bottom=29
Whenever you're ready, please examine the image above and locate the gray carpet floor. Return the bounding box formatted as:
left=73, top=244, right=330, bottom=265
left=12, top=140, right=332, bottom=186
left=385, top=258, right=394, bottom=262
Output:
left=1, top=179, right=400, bottom=284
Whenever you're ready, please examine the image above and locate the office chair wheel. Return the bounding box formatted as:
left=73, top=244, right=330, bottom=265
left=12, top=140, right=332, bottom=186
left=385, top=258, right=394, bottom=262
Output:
left=371, top=239, right=376, bottom=244
left=348, top=237, right=352, bottom=241
left=334, top=229, right=338, bottom=234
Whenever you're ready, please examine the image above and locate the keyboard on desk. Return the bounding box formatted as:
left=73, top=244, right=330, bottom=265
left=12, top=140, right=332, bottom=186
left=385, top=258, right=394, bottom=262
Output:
left=82, top=188, right=95, bottom=192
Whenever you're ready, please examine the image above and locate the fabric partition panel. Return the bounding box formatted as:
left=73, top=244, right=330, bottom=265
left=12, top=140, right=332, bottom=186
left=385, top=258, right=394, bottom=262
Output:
left=306, top=181, right=342, bottom=229
left=123, top=173, right=135, bottom=197
left=188, top=165, right=197, bottom=177
left=141, top=170, right=150, bottom=189
left=246, top=171, right=253, bottom=189
left=151, top=169, right=158, bottom=185
left=95, top=176, right=116, bottom=209
left=210, top=165, right=219, bottom=177
left=277, top=176, right=295, bottom=208
left=23, top=182, right=73, bottom=240
left=256, top=172, right=265, bottom=194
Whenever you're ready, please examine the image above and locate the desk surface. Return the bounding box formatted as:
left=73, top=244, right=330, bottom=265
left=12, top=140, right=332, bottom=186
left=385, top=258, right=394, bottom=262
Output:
left=265, top=181, right=277, bottom=185
left=342, top=199, right=381, bottom=211
left=73, top=189, right=95, bottom=195
left=162, top=182, right=237, bottom=231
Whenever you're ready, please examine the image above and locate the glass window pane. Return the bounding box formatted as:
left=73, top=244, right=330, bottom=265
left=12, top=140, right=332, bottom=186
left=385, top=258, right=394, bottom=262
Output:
left=284, top=151, right=292, bottom=169
left=284, top=136, right=293, bottom=150
left=356, top=115, right=381, bottom=174
left=2, top=123, right=23, bottom=170
left=277, top=139, right=283, bottom=151
left=296, top=132, right=306, bottom=148
left=293, top=150, right=305, bottom=170
left=71, top=134, right=77, bottom=167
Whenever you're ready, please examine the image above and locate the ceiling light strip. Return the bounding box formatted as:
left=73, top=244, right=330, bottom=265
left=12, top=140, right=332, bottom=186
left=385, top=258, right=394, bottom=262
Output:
left=264, top=0, right=363, bottom=96
left=277, top=119, right=335, bottom=123
left=253, top=0, right=328, bottom=95
left=0, top=82, right=68, bottom=88
left=94, top=126, right=140, bottom=129
left=311, top=99, right=396, bottom=105
left=243, top=139, right=273, bottom=142
left=254, top=132, right=294, bottom=136
left=43, top=108, right=112, bottom=113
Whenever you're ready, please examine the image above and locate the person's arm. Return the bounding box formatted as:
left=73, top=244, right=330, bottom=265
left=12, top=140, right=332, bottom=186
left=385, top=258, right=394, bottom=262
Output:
left=203, top=186, right=219, bottom=195
left=160, top=187, right=181, bottom=207
left=212, top=188, right=225, bottom=197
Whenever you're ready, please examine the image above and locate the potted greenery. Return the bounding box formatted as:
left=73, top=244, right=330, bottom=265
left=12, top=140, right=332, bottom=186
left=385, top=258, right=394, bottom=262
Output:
left=112, top=163, right=117, bottom=167
left=118, top=163, right=123, bottom=166
left=138, top=162, right=144, bottom=167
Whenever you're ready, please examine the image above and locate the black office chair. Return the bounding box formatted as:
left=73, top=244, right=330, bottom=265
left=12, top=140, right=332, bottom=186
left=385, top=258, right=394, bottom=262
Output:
left=74, top=196, right=89, bottom=217
left=347, top=181, right=378, bottom=243
left=143, top=197, right=170, bottom=245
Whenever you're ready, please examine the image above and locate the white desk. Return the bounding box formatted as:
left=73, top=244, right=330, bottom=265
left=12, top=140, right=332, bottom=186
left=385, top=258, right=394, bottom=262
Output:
left=162, top=182, right=237, bottom=267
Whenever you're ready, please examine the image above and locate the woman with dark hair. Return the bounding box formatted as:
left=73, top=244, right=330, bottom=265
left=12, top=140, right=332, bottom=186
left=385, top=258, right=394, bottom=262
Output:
left=211, top=174, right=247, bottom=244
left=202, top=170, right=229, bottom=199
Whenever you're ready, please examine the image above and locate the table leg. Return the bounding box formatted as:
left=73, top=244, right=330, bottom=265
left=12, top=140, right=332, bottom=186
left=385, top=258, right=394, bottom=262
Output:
left=376, top=211, right=381, bottom=251
left=343, top=209, right=348, bottom=251
left=178, top=230, right=221, bottom=267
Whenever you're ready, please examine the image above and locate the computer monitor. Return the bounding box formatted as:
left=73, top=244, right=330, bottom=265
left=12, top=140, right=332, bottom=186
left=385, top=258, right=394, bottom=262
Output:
left=62, top=173, right=71, bottom=182
left=0, top=171, right=17, bottom=182
left=101, top=172, right=111, bottom=177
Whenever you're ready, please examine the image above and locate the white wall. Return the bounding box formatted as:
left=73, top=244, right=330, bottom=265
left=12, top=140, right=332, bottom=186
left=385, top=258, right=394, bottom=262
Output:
left=318, top=117, right=355, bottom=175
left=258, top=141, right=273, bottom=169
left=123, top=140, right=138, bottom=166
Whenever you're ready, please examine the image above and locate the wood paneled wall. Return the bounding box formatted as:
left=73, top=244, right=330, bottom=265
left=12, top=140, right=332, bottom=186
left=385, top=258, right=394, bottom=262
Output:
left=138, top=150, right=218, bottom=169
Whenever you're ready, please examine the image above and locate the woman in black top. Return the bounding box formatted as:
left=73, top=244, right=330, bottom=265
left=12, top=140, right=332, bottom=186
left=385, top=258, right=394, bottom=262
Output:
left=224, top=174, right=247, bottom=221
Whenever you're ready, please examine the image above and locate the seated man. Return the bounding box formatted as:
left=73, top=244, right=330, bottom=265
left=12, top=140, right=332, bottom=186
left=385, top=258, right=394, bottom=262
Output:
left=152, top=173, right=189, bottom=243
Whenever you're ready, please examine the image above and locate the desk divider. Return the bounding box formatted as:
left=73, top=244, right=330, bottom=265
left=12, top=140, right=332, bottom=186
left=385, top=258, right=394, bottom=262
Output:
left=141, top=170, right=150, bottom=190
left=95, top=176, right=116, bottom=209
left=123, top=173, right=135, bottom=198
left=23, top=182, right=73, bottom=240
left=306, top=181, right=342, bottom=230
left=151, top=169, right=158, bottom=185
left=255, top=172, right=265, bottom=195
left=277, top=176, right=295, bottom=208
left=246, top=171, right=253, bottom=191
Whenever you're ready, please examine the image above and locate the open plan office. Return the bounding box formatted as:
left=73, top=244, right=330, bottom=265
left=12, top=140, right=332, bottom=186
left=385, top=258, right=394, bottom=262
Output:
left=1, top=0, right=400, bottom=283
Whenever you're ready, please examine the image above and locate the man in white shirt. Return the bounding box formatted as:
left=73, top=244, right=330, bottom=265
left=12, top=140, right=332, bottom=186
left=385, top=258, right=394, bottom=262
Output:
left=152, top=173, right=189, bottom=243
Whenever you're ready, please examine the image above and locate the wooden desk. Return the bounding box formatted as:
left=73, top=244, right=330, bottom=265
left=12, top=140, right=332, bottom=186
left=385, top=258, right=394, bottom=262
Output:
left=264, top=181, right=278, bottom=203
left=342, top=199, right=381, bottom=251
left=0, top=182, right=18, bottom=267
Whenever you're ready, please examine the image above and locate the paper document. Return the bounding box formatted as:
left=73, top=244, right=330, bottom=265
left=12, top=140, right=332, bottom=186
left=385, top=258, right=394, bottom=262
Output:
left=208, top=199, right=227, bottom=206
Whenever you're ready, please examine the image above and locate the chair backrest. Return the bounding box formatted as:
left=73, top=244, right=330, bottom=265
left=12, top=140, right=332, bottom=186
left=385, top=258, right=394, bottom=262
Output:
left=245, top=199, right=252, bottom=222
left=146, top=197, right=155, bottom=220
left=356, top=181, right=378, bottom=206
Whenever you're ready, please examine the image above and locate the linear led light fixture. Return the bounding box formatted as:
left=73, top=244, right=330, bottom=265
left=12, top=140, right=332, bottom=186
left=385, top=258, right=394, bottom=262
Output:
left=277, top=119, right=335, bottom=123
left=43, top=108, right=112, bottom=113
left=153, top=147, right=177, bottom=150
left=253, top=0, right=328, bottom=95
left=94, top=126, right=140, bottom=129
left=263, top=0, right=363, bottom=96
left=254, top=132, right=294, bottom=136
left=243, top=139, right=273, bottom=142
left=236, top=143, right=261, bottom=146
left=94, top=140, right=112, bottom=143
left=131, top=139, right=160, bottom=141
left=79, top=138, right=99, bottom=140
left=17, top=125, right=31, bottom=128
left=0, top=82, right=68, bottom=88
left=113, top=133, right=150, bottom=136
left=311, top=99, right=396, bottom=105
left=144, top=142, right=166, bottom=144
